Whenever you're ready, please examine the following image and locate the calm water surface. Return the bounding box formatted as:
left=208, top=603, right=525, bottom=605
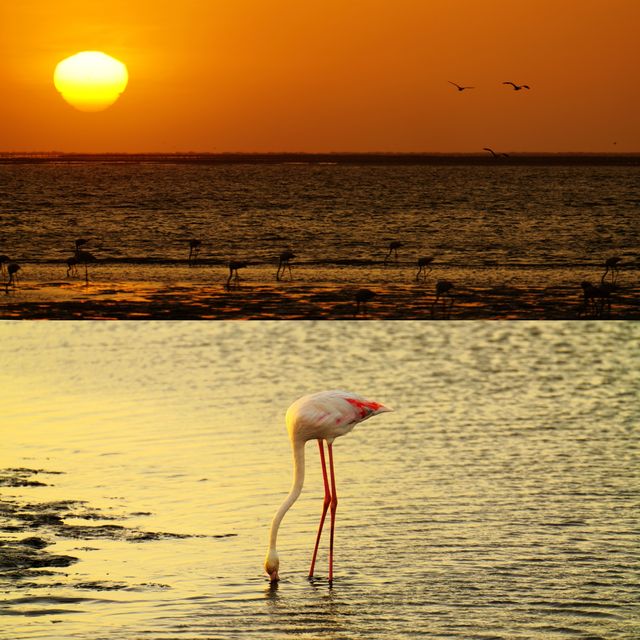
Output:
left=1, top=322, right=639, bottom=639
left=1, top=162, right=639, bottom=287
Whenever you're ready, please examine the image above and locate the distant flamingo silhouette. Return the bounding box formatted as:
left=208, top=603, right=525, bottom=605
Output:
left=354, top=289, right=376, bottom=316
left=431, top=279, right=455, bottom=318
left=276, top=250, right=295, bottom=281
left=227, top=260, right=247, bottom=289
left=264, top=390, right=392, bottom=584
left=5, top=263, right=20, bottom=293
left=579, top=281, right=613, bottom=318
left=188, top=239, right=201, bottom=267
left=384, top=241, right=402, bottom=264
left=66, top=239, right=90, bottom=279
left=601, top=256, right=621, bottom=285
left=448, top=81, right=474, bottom=92
left=76, top=251, right=97, bottom=285
left=416, top=256, right=435, bottom=282
left=0, top=255, right=9, bottom=274
left=502, top=81, right=530, bottom=91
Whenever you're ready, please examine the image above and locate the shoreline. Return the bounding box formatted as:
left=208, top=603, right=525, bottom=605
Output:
left=2, top=152, right=640, bottom=166
left=2, top=278, right=638, bottom=320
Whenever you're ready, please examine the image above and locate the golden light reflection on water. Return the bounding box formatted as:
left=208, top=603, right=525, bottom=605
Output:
left=1, top=321, right=638, bottom=639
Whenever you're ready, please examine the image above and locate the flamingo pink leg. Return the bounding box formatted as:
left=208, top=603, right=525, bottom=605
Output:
left=308, top=439, right=331, bottom=578
left=327, top=442, right=338, bottom=583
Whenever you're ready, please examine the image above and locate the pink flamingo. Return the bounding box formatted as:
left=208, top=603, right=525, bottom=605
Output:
left=264, top=390, right=393, bottom=584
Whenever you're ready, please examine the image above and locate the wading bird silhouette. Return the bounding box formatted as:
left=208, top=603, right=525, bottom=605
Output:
left=5, top=263, right=20, bottom=293
left=66, top=255, right=79, bottom=277
left=66, top=239, right=90, bottom=278
left=384, top=241, right=402, bottom=264
left=76, top=250, right=97, bottom=285
left=264, top=390, right=392, bottom=584
left=416, top=256, right=435, bottom=282
left=188, top=239, right=201, bottom=267
left=276, top=250, right=295, bottom=281
left=226, top=260, right=247, bottom=289
left=354, top=288, right=376, bottom=317
left=502, top=81, right=530, bottom=91
left=601, top=256, right=621, bottom=285
left=448, top=81, right=474, bottom=92
left=431, top=279, right=455, bottom=318
left=579, top=281, right=613, bottom=318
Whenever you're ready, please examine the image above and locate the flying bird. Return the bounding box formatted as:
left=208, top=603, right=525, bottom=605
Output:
left=448, top=81, right=474, bottom=92
left=264, top=390, right=393, bottom=584
left=483, top=147, right=510, bottom=158
left=502, top=82, right=530, bottom=91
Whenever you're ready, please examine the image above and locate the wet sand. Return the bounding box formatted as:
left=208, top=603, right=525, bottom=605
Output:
left=1, top=277, right=638, bottom=320
left=0, top=468, right=234, bottom=594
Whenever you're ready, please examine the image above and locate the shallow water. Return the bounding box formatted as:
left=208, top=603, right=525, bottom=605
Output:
left=1, top=162, right=639, bottom=288
left=1, top=321, right=638, bottom=639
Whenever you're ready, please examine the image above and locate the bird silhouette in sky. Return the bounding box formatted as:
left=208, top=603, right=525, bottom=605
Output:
left=483, top=148, right=510, bottom=158
left=448, top=81, right=474, bottom=92
left=503, top=81, right=530, bottom=91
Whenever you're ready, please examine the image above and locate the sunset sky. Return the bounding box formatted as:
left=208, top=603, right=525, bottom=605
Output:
left=1, top=0, right=638, bottom=153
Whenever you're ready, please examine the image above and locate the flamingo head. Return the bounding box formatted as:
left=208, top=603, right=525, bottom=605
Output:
left=264, top=549, right=280, bottom=582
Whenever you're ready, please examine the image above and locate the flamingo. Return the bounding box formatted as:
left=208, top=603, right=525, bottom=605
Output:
left=264, top=390, right=393, bottom=584
left=227, top=260, right=247, bottom=289
left=76, top=250, right=97, bottom=285
left=431, top=279, right=455, bottom=318
left=5, top=263, right=20, bottom=293
left=448, top=81, right=474, bottom=92
left=416, top=256, right=435, bottom=282
left=66, top=256, right=79, bottom=277
left=502, top=81, right=530, bottom=91
left=354, top=289, right=376, bottom=316
left=384, top=241, right=402, bottom=264
left=66, top=239, right=90, bottom=278
left=579, top=281, right=613, bottom=318
left=601, top=256, right=621, bottom=285
left=188, top=239, right=201, bottom=267
left=276, top=250, right=295, bottom=281
left=0, top=255, right=9, bottom=274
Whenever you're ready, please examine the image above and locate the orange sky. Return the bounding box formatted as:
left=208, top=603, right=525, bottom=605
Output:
left=1, top=0, right=638, bottom=153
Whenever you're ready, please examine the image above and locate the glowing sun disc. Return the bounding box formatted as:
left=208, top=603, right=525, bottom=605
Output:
left=54, top=51, right=128, bottom=112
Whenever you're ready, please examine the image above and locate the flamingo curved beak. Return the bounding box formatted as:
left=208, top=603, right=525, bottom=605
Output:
left=269, top=570, right=279, bottom=582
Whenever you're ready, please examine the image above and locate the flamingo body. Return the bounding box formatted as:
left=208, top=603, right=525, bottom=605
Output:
left=265, top=390, right=392, bottom=583
left=286, top=390, right=389, bottom=443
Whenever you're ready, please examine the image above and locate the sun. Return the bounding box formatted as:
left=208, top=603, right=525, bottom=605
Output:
left=54, top=51, right=128, bottom=112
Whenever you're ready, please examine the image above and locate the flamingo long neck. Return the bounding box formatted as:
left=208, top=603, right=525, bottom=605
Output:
left=268, top=438, right=306, bottom=552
